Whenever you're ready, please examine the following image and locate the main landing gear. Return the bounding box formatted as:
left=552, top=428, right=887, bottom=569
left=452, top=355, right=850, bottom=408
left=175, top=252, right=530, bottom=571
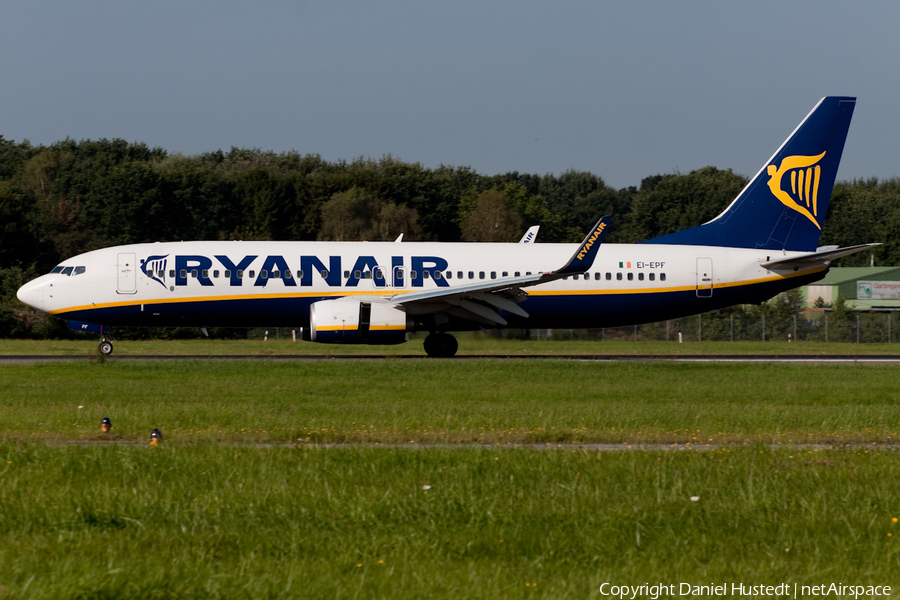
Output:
left=423, top=332, right=458, bottom=358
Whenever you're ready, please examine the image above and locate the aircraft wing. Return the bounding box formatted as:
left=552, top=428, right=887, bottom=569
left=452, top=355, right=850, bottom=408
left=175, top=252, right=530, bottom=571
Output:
left=761, top=243, right=880, bottom=269
left=387, top=216, right=610, bottom=326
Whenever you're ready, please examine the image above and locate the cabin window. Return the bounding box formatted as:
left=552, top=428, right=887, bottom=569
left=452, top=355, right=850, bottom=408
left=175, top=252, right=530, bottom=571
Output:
left=344, top=270, right=350, bottom=278
left=61, top=266, right=73, bottom=276
left=261, top=270, right=268, bottom=279
left=649, top=273, right=655, bottom=281
left=616, top=272, right=622, bottom=281
left=284, top=270, right=291, bottom=279
left=213, top=270, right=219, bottom=278
left=51, top=266, right=64, bottom=274
left=458, top=271, right=464, bottom=279
left=410, top=270, right=418, bottom=280
left=363, top=271, right=371, bottom=279
left=468, top=271, right=474, bottom=279
left=433, top=271, right=442, bottom=280
left=191, top=269, right=198, bottom=278
left=180, top=269, right=187, bottom=278
left=490, top=272, right=496, bottom=279
left=445, top=271, right=452, bottom=280
left=479, top=271, right=485, bottom=279
left=572, top=274, right=578, bottom=280
left=515, top=271, right=521, bottom=277
left=169, top=270, right=175, bottom=278
left=502, top=271, right=508, bottom=277
left=638, top=273, right=644, bottom=281
left=606, top=272, right=612, bottom=280
left=296, top=270, right=303, bottom=279
left=237, top=270, right=244, bottom=279
left=423, top=270, right=430, bottom=279
left=374, top=269, right=383, bottom=280
left=74, top=266, right=86, bottom=276
left=627, top=273, right=633, bottom=281
left=354, top=270, right=361, bottom=279
left=526, top=271, right=532, bottom=276
left=224, top=270, right=231, bottom=278
left=660, top=273, right=666, bottom=281
left=593, top=272, right=600, bottom=280
left=248, top=270, right=255, bottom=278
left=272, top=270, right=280, bottom=278
left=320, top=269, right=328, bottom=279
left=202, top=270, right=209, bottom=279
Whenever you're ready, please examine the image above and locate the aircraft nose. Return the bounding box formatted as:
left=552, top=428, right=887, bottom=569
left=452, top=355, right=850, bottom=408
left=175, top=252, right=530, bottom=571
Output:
left=16, top=277, right=46, bottom=311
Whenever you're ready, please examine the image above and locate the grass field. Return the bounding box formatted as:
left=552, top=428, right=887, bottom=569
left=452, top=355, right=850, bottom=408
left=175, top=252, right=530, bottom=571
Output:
left=2, top=335, right=900, bottom=356
left=2, top=358, right=900, bottom=597
left=2, top=444, right=900, bottom=598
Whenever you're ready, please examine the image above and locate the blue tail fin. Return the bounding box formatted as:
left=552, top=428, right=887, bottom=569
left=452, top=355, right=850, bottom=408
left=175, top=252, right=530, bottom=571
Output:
left=642, top=96, right=856, bottom=251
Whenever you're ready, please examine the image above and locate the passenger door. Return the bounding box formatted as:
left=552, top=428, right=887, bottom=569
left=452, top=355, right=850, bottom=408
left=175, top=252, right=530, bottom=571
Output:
left=117, top=252, right=137, bottom=294
left=696, top=257, right=713, bottom=297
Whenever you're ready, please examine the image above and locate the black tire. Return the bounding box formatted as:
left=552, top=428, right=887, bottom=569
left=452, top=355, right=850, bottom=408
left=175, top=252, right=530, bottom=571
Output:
left=98, top=341, right=113, bottom=356
left=424, top=333, right=458, bottom=357
left=423, top=334, right=437, bottom=357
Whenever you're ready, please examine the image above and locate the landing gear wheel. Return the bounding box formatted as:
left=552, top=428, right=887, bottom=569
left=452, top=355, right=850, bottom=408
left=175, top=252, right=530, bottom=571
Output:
left=423, top=333, right=458, bottom=358
left=98, top=340, right=114, bottom=356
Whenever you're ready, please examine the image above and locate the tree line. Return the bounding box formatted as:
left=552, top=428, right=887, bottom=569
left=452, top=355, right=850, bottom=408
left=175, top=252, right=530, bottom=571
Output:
left=1, top=136, right=897, bottom=337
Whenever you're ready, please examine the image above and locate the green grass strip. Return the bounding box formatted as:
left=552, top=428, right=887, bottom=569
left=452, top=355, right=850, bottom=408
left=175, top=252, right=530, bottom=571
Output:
left=2, top=360, right=899, bottom=444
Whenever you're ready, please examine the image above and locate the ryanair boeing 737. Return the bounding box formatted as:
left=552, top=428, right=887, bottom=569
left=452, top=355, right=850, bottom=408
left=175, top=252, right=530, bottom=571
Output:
left=17, top=97, right=874, bottom=357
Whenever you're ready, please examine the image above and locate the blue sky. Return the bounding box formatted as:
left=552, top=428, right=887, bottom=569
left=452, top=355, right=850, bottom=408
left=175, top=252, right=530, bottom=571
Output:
left=2, top=1, right=897, bottom=189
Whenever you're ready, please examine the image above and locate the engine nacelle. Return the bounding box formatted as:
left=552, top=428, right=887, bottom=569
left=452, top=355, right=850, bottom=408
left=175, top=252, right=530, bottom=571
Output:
left=307, top=298, right=410, bottom=345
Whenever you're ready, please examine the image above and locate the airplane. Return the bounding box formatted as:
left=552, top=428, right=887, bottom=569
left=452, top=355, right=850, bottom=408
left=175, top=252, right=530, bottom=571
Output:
left=17, top=96, right=875, bottom=357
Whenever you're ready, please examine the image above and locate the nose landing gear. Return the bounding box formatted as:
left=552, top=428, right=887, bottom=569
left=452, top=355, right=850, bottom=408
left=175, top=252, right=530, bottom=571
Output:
left=423, top=332, right=458, bottom=358
left=98, top=328, right=114, bottom=356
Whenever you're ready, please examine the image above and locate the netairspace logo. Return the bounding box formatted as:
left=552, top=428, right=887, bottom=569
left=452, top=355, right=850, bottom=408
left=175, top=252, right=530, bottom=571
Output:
left=598, top=582, right=891, bottom=599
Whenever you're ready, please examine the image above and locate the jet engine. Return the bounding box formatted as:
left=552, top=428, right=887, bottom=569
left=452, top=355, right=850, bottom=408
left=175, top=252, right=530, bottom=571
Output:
left=306, top=298, right=409, bottom=344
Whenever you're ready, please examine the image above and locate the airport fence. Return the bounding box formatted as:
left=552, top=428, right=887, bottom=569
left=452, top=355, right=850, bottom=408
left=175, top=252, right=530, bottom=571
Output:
left=531, top=312, right=900, bottom=344
left=236, top=313, right=899, bottom=344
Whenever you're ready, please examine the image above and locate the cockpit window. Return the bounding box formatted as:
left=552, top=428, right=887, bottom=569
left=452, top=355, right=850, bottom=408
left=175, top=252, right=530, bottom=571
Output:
left=74, top=266, right=86, bottom=276
left=51, top=266, right=64, bottom=274
left=61, top=267, right=74, bottom=276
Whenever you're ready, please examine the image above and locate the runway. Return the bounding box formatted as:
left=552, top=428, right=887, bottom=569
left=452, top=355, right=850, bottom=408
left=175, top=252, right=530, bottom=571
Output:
left=4, top=354, right=900, bottom=364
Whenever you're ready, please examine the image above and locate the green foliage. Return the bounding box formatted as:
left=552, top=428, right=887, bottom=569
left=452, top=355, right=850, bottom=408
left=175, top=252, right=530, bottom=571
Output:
left=319, top=186, right=422, bottom=241
left=623, top=167, right=748, bottom=242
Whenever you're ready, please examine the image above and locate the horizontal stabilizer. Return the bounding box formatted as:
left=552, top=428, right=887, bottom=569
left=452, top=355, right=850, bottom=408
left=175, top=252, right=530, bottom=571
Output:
left=761, top=243, right=880, bottom=269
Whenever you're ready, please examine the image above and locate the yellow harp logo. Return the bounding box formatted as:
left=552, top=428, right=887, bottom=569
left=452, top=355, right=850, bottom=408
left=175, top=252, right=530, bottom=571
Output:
left=766, top=151, right=826, bottom=230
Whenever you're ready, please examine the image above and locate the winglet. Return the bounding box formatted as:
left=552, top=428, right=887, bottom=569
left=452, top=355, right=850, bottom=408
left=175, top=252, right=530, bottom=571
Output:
left=519, top=225, right=540, bottom=243
left=554, top=216, right=611, bottom=275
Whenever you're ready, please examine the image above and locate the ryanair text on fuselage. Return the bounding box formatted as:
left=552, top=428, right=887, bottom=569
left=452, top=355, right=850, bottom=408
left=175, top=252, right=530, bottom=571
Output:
left=141, top=254, right=451, bottom=289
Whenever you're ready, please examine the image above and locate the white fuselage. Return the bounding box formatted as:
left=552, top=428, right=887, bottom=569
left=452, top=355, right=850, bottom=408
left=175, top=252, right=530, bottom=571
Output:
left=17, top=240, right=824, bottom=332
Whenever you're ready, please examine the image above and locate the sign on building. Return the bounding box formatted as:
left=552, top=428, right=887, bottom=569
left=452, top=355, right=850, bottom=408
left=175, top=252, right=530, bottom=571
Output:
left=857, top=281, right=900, bottom=300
